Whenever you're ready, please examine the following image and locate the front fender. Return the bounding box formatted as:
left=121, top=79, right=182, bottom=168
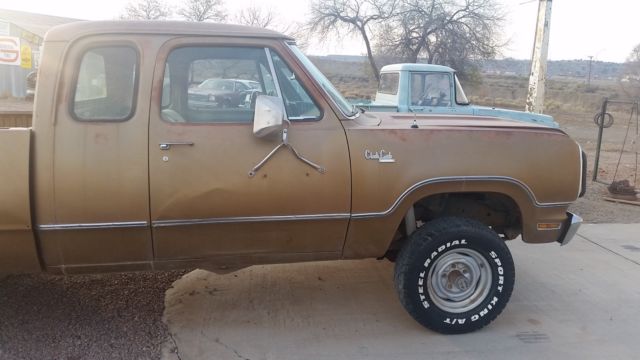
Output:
left=342, top=177, right=570, bottom=259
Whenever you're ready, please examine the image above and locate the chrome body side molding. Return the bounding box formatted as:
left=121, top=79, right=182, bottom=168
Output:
left=37, top=176, right=565, bottom=229
left=38, top=221, right=149, bottom=230
left=152, top=213, right=351, bottom=227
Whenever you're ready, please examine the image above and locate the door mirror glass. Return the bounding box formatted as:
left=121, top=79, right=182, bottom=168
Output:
left=253, top=95, right=287, bottom=138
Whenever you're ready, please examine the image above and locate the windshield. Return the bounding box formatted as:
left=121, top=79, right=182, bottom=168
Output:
left=287, top=43, right=358, bottom=117
left=454, top=74, right=470, bottom=105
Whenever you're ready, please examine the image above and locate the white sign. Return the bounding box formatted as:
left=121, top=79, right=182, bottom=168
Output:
left=0, top=36, right=21, bottom=66
left=0, top=21, right=9, bottom=36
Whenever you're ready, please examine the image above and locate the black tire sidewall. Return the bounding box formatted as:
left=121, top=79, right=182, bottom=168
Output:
left=396, top=220, right=514, bottom=334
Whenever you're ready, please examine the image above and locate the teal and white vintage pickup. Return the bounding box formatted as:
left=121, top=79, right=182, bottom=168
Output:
left=354, top=63, right=559, bottom=128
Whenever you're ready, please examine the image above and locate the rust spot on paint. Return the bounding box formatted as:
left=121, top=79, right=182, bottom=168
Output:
left=387, top=129, right=408, bottom=142
left=94, top=133, right=109, bottom=145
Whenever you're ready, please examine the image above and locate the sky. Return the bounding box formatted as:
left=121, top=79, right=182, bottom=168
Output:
left=0, top=0, right=638, bottom=63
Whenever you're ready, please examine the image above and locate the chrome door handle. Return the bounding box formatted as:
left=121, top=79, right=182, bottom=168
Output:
left=159, top=142, right=194, bottom=150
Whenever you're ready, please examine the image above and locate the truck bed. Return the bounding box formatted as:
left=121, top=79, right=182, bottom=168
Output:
left=0, top=128, right=40, bottom=274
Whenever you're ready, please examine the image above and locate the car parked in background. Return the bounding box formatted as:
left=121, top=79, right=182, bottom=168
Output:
left=188, top=78, right=261, bottom=109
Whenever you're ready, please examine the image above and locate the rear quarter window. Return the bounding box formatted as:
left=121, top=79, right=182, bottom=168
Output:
left=378, top=72, right=399, bottom=95
left=72, top=46, right=138, bottom=121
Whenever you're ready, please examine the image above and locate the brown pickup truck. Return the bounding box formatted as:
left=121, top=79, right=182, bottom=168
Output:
left=0, top=21, right=585, bottom=334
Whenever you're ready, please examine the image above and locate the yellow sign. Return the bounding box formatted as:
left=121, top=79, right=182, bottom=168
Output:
left=20, top=44, right=32, bottom=69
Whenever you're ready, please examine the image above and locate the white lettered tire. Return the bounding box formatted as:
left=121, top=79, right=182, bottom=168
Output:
left=394, top=217, right=515, bottom=334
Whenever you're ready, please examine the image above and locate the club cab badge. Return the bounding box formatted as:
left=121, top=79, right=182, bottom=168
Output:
left=364, top=149, right=396, bottom=163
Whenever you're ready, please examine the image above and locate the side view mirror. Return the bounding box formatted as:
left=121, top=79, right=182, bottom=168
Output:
left=253, top=95, right=287, bottom=138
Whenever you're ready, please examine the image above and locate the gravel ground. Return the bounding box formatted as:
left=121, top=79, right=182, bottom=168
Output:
left=0, top=271, right=184, bottom=360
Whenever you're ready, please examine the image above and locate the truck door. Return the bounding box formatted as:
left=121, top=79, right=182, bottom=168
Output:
left=148, top=38, right=351, bottom=262
left=40, top=39, right=153, bottom=272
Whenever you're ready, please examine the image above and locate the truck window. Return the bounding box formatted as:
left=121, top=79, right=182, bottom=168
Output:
left=72, top=46, right=138, bottom=121
left=410, top=73, right=452, bottom=107
left=378, top=72, right=399, bottom=95
left=454, top=74, right=470, bottom=105
left=161, top=46, right=277, bottom=124
left=269, top=51, right=321, bottom=121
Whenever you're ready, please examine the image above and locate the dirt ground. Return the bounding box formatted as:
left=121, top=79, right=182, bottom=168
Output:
left=0, top=98, right=32, bottom=112
left=557, top=110, right=640, bottom=223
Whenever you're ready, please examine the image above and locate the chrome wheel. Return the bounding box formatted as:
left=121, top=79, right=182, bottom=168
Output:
left=427, top=248, right=492, bottom=313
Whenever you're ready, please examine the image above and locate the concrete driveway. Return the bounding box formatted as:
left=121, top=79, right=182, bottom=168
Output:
left=161, top=224, right=640, bottom=360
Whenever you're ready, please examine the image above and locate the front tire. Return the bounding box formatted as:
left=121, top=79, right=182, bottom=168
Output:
left=394, top=217, right=515, bottom=334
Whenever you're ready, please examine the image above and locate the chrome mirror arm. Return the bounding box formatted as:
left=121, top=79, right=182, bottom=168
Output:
left=248, top=129, right=325, bottom=177
left=287, top=142, right=325, bottom=174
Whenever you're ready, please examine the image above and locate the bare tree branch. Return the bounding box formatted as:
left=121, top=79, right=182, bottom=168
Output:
left=179, top=0, right=226, bottom=22
left=621, top=44, right=640, bottom=97
left=235, top=6, right=276, bottom=28
left=120, top=0, right=171, bottom=20
left=307, top=0, right=398, bottom=80
left=373, top=0, right=504, bottom=78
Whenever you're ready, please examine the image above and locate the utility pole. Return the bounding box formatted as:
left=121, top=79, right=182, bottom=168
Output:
left=587, top=55, right=594, bottom=88
left=525, top=0, right=553, bottom=113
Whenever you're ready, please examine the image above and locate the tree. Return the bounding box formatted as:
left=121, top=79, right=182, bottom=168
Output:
left=621, top=43, right=640, bottom=98
left=235, top=6, right=276, bottom=28
left=120, top=0, right=171, bottom=20
left=179, top=0, right=226, bottom=22
left=376, top=0, right=504, bottom=78
left=308, top=0, right=398, bottom=81
left=625, top=44, right=640, bottom=77
left=307, top=0, right=504, bottom=80
left=232, top=6, right=309, bottom=50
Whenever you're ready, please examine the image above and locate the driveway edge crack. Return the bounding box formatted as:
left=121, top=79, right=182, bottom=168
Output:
left=168, top=332, right=183, bottom=360
left=578, top=233, right=640, bottom=266
left=215, top=338, right=251, bottom=360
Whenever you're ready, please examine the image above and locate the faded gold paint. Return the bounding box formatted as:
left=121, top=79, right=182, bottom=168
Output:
left=0, top=129, right=41, bottom=274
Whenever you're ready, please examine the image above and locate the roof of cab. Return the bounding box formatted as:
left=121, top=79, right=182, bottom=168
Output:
left=380, top=63, right=455, bottom=73
left=44, top=20, right=293, bottom=42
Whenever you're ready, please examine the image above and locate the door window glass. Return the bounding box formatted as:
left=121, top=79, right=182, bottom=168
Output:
left=410, top=73, right=452, bottom=107
left=161, top=47, right=276, bottom=123
left=269, top=52, right=321, bottom=121
left=72, top=46, right=138, bottom=121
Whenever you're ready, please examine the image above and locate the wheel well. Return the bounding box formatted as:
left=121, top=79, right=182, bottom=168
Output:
left=385, top=192, right=522, bottom=261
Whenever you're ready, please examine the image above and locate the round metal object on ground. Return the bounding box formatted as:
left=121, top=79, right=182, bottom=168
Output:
left=427, top=248, right=492, bottom=313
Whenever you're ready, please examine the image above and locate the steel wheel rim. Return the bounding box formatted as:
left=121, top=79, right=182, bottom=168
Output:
left=427, top=248, right=492, bottom=313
